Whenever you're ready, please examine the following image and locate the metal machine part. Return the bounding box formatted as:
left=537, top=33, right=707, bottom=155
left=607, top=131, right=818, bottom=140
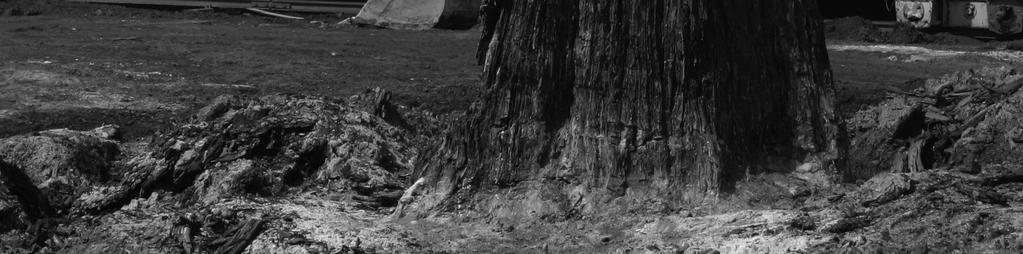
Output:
left=895, top=0, right=1023, bottom=34
left=947, top=1, right=989, bottom=28
left=897, top=0, right=939, bottom=28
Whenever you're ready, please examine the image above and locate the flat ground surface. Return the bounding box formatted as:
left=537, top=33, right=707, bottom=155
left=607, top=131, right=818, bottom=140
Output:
left=0, top=4, right=480, bottom=139
left=1, top=4, right=1021, bottom=138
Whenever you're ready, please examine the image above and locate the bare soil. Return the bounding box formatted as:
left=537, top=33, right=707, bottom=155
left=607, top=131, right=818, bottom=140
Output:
left=5, top=5, right=1021, bottom=140
left=0, top=3, right=480, bottom=139
left=6, top=3, right=1023, bottom=253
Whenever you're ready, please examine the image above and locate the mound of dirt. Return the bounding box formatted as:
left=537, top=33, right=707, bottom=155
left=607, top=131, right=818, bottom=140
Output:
left=0, top=89, right=452, bottom=253
left=848, top=66, right=1023, bottom=180
left=0, top=126, right=120, bottom=212
left=826, top=16, right=982, bottom=45
left=7, top=66, right=1023, bottom=252
left=826, top=17, right=885, bottom=42
left=799, top=170, right=1021, bottom=253
left=74, top=91, right=447, bottom=214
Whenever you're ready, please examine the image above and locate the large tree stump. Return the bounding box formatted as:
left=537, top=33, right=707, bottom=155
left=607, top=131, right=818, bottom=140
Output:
left=403, top=0, right=847, bottom=216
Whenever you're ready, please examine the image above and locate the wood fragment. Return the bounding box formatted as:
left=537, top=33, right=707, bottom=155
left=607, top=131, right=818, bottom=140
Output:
left=925, top=111, right=951, bottom=122
left=907, top=139, right=926, bottom=173
left=126, top=20, right=213, bottom=26
left=964, top=104, right=999, bottom=128
left=947, top=91, right=976, bottom=97
left=245, top=8, right=305, bottom=20
left=110, top=37, right=140, bottom=41
left=982, top=78, right=1023, bottom=95
left=211, top=219, right=267, bottom=254
left=183, top=8, right=214, bottom=13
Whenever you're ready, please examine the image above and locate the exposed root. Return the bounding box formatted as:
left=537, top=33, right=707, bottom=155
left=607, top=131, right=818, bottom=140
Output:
left=849, top=67, right=1023, bottom=180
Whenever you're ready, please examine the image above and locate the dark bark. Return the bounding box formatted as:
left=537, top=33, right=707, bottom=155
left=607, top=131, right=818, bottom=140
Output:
left=411, top=0, right=846, bottom=212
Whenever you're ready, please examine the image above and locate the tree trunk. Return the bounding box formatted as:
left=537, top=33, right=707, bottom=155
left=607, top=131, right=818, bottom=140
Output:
left=408, top=0, right=846, bottom=213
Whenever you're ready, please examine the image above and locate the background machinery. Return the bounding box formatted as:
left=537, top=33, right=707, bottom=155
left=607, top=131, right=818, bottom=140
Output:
left=896, top=0, right=1023, bottom=35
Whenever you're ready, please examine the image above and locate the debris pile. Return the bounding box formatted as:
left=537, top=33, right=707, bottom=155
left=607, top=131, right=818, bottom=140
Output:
left=805, top=169, right=1023, bottom=253
left=825, top=66, right=1023, bottom=252
left=849, top=67, right=1023, bottom=180
left=5, top=65, right=1023, bottom=252
left=0, top=90, right=447, bottom=253
left=614, top=66, right=1023, bottom=252
left=0, top=126, right=120, bottom=212
left=70, top=92, right=441, bottom=214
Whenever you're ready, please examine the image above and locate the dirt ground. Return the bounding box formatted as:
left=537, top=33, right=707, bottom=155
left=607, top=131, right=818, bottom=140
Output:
left=6, top=3, right=1023, bottom=253
left=3, top=4, right=1023, bottom=140
left=0, top=3, right=480, bottom=139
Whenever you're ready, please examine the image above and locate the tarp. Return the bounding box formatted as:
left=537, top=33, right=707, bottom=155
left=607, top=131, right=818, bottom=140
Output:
left=351, top=0, right=479, bottom=30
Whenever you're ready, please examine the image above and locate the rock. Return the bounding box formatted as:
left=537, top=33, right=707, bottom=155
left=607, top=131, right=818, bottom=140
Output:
left=0, top=126, right=120, bottom=210
left=856, top=173, right=914, bottom=206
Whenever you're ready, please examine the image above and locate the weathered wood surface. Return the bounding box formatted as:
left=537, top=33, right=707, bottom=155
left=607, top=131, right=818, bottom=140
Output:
left=410, top=0, right=846, bottom=213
